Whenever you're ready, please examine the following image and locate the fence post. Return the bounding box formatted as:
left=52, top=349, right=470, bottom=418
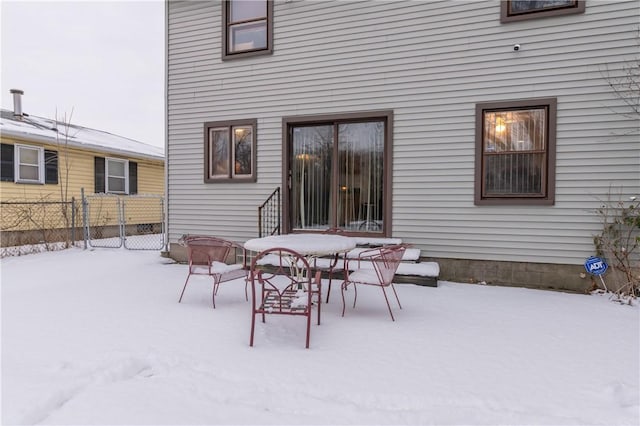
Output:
left=119, top=197, right=125, bottom=243
left=81, top=188, right=88, bottom=249
left=71, top=197, right=76, bottom=245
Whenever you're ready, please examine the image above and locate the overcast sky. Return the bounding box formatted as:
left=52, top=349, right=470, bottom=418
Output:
left=1, top=0, right=165, bottom=149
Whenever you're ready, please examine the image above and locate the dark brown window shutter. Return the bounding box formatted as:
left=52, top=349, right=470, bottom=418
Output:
left=44, top=150, right=58, bottom=184
left=129, top=161, right=138, bottom=194
left=94, top=156, right=105, bottom=193
left=0, top=143, right=14, bottom=182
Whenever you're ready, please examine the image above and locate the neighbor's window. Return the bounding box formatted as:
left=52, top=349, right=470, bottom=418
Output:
left=106, top=158, right=128, bottom=193
left=0, top=143, right=58, bottom=184
left=16, top=144, right=44, bottom=183
left=94, top=156, right=137, bottom=194
left=501, top=0, right=585, bottom=22
left=475, top=98, right=556, bottom=205
left=204, top=119, right=256, bottom=182
left=222, top=0, right=273, bottom=60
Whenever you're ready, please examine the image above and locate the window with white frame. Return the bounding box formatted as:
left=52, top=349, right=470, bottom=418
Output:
left=15, top=144, right=44, bottom=183
left=106, top=158, right=128, bottom=193
left=94, top=156, right=137, bottom=194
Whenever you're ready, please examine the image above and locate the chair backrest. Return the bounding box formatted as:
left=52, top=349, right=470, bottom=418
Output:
left=372, top=245, right=406, bottom=286
left=180, top=235, right=235, bottom=267
left=250, top=247, right=314, bottom=312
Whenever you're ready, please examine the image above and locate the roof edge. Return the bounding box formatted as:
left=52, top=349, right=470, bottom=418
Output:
left=0, top=127, right=164, bottom=162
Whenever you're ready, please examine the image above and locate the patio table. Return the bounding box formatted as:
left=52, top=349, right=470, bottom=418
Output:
left=244, top=233, right=357, bottom=300
left=244, top=233, right=357, bottom=257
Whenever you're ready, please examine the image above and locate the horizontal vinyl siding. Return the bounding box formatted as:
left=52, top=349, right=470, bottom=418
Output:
left=0, top=136, right=165, bottom=201
left=137, top=161, right=165, bottom=195
left=167, top=0, right=640, bottom=263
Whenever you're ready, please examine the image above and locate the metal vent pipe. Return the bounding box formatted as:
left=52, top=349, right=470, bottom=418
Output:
left=10, top=89, right=24, bottom=117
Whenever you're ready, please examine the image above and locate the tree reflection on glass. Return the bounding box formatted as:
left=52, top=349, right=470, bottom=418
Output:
left=290, top=120, right=385, bottom=232
left=234, top=126, right=252, bottom=176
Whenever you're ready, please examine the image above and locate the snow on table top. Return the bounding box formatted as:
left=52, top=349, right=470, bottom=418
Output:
left=244, top=234, right=357, bottom=256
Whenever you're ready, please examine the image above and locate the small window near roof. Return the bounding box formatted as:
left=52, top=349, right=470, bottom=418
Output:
left=204, top=119, right=257, bottom=182
left=501, top=0, right=585, bottom=23
left=475, top=98, right=557, bottom=205
left=222, top=0, right=273, bottom=60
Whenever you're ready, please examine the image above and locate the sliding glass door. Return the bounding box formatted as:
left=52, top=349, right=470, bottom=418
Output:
left=287, top=113, right=390, bottom=234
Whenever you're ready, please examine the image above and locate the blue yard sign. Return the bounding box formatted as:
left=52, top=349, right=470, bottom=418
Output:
left=584, top=256, right=608, bottom=276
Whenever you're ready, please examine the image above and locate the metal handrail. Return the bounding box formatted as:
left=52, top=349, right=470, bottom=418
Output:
left=258, top=187, right=281, bottom=237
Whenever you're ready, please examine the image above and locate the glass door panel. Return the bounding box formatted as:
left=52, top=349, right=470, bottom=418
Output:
left=337, top=122, right=384, bottom=231
left=290, top=125, right=333, bottom=230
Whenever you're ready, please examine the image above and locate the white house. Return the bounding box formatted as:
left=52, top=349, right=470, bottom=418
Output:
left=165, top=0, right=639, bottom=291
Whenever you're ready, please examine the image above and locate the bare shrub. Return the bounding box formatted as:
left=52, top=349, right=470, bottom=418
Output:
left=593, top=190, right=640, bottom=303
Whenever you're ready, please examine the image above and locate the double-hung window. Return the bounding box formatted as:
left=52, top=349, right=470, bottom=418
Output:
left=501, top=1, right=585, bottom=23
left=204, top=119, right=256, bottom=182
left=94, top=156, right=137, bottom=194
left=222, top=0, right=273, bottom=60
left=16, top=144, right=44, bottom=183
left=475, top=98, right=557, bottom=205
left=106, top=158, right=128, bottom=193
left=0, top=143, right=58, bottom=184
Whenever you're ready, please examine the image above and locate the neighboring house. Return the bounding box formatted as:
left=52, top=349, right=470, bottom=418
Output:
left=0, top=90, right=165, bottom=245
left=165, top=0, right=640, bottom=291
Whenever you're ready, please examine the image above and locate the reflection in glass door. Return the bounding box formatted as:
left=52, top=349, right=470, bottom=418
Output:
left=289, top=119, right=385, bottom=233
left=338, top=122, right=384, bottom=232
left=290, top=125, right=333, bottom=230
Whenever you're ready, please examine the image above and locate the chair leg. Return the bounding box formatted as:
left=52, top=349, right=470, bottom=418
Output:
left=250, top=312, right=256, bottom=347
left=305, top=307, right=311, bottom=349
left=340, top=281, right=348, bottom=317
left=391, top=283, right=402, bottom=309
left=340, top=281, right=357, bottom=316
left=325, top=254, right=340, bottom=303
left=178, top=274, right=192, bottom=303
left=211, top=277, right=221, bottom=309
left=315, top=271, right=322, bottom=325
left=352, top=283, right=358, bottom=308
left=380, top=286, right=396, bottom=321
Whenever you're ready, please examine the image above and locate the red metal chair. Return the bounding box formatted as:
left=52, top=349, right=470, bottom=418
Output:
left=341, top=244, right=406, bottom=321
left=178, top=235, right=248, bottom=308
left=250, top=247, right=322, bottom=349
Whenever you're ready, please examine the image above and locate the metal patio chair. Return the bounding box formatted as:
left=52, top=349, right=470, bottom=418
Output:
left=341, top=244, right=406, bottom=321
left=249, top=247, right=322, bottom=349
left=178, top=235, right=248, bottom=308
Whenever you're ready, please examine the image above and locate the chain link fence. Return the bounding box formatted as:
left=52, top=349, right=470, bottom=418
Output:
left=83, top=193, right=165, bottom=250
left=1, top=193, right=165, bottom=257
left=0, top=199, right=79, bottom=257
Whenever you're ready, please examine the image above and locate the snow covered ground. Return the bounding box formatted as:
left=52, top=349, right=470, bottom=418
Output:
left=2, top=247, right=638, bottom=425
